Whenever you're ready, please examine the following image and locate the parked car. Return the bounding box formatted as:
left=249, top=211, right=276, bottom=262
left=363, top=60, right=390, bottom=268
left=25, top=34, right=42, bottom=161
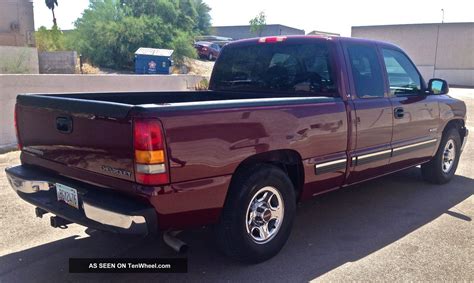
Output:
left=6, top=36, right=468, bottom=263
left=194, top=41, right=220, bottom=60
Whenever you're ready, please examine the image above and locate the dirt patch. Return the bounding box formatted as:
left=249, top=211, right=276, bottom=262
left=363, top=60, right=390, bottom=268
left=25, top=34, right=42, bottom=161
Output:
left=173, top=57, right=214, bottom=79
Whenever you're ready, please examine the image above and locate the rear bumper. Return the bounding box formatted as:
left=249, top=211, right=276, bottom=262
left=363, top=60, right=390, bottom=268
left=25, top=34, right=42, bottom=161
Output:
left=5, top=165, right=157, bottom=235
left=197, top=50, right=208, bottom=57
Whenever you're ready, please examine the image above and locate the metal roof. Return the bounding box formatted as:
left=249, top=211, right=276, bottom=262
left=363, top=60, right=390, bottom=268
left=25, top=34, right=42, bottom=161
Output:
left=135, top=48, right=174, bottom=57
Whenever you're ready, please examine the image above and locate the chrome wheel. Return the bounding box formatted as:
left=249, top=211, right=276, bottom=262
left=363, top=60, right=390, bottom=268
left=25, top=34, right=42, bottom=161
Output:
left=246, top=186, right=284, bottom=244
left=442, top=139, right=456, bottom=173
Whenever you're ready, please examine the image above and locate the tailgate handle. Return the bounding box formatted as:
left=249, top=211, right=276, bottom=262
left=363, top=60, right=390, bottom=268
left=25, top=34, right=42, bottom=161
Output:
left=56, top=117, right=73, bottom=134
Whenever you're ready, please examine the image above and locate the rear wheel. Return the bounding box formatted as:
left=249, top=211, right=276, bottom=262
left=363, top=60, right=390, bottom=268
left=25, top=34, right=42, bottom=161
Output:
left=216, top=164, right=296, bottom=263
left=421, top=128, right=461, bottom=184
left=208, top=53, right=214, bottom=61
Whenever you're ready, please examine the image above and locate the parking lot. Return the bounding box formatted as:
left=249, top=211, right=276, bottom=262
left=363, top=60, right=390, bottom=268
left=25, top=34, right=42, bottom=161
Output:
left=1, top=89, right=473, bottom=282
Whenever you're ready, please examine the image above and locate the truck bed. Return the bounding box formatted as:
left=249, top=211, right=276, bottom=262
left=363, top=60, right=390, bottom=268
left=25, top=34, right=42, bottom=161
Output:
left=16, top=90, right=346, bottom=193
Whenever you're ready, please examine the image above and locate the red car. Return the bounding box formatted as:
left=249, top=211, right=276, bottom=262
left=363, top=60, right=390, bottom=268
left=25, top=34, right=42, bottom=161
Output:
left=194, top=41, right=221, bottom=61
left=6, top=36, right=468, bottom=263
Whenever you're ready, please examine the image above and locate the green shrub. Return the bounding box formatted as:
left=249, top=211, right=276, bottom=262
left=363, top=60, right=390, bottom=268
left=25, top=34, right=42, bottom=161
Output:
left=172, top=32, right=197, bottom=65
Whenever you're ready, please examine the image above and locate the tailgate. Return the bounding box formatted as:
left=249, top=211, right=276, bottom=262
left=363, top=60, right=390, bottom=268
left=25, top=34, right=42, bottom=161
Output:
left=16, top=94, right=136, bottom=182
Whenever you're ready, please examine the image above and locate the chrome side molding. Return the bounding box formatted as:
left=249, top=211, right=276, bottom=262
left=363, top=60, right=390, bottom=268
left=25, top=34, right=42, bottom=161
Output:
left=392, top=139, right=437, bottom=154
left=314, top=138, right=439, bottom=174
left=315, top=158, right=347, bottom=175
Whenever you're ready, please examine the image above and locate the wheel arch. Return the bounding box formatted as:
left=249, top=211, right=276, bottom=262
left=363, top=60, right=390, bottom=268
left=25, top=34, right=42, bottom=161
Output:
left=228, top=149, right=305, bottom=202
left=442, top=119, right=467, bottom=144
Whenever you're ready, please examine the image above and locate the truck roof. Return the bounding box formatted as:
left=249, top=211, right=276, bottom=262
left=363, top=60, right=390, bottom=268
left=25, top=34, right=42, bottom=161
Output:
left=226, top=35, right=402, bottom=51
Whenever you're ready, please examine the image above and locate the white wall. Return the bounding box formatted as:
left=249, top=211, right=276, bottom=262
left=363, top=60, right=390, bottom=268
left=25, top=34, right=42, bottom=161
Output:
left=352, top=23, right=474, bottom=86
left=0, top=74, right=205, bottom=151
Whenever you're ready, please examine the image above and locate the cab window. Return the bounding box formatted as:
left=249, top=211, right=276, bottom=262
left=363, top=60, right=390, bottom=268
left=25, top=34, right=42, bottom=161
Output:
left=211, top=42, right=337, bottom=96
left=347, top=44, right=385, bottom=98
left=382, top=49, right=421, bottom=96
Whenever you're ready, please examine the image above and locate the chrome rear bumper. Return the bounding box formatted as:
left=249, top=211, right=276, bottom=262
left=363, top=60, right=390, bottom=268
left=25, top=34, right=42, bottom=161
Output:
left=5, top=165, right=156, bottom=235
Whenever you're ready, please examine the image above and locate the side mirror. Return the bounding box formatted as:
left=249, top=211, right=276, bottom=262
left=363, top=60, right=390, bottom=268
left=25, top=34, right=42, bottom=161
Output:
left=428, top=78, right=449, bottom=95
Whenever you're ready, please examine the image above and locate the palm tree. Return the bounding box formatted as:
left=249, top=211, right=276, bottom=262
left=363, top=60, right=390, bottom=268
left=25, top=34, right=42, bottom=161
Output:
left=45, top=0, right=59, bottom=27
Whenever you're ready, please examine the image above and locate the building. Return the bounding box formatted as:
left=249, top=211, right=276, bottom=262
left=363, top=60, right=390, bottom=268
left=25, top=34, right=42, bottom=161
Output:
left=307, top=30, right=340, bottom=37
left=0, top=0, right=35, bottom=46
left=352, top=23, right=474, bottom=87
left=212, top=24, right=305, bottom=40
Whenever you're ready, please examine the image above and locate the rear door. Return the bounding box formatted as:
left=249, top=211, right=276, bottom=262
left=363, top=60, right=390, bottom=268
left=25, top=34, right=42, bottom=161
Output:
left=342, top=41, right=394, bottom=183
left=380, top=47, right=440, bottom=170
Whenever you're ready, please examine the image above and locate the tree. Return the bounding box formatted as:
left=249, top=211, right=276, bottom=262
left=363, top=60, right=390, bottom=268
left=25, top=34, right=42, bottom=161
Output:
left=195, top=0, right=211, bottom=35
left=69, top=0, right=211, bottom=70
left=35, top=26, right=65, bottom=51
left=249, top=11, right=266, bottom=37
left=45, top=0, right=59, bottom=27
left=172, top=31, right=197, bottom=65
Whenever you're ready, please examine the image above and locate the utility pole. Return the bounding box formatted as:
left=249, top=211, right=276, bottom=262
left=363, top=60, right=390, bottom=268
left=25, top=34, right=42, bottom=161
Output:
left=441, top=9, right=445, bottom=23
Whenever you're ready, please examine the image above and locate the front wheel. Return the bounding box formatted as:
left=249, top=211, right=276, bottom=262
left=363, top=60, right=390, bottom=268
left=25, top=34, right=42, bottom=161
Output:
left=216, top=164, right=296, bottom=263
left=421, top=128, right=461, bottom=184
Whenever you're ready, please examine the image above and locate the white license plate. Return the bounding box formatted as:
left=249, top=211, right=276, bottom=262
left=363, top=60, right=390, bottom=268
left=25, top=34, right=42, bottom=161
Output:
left=56, top=183, right=79, bottom=209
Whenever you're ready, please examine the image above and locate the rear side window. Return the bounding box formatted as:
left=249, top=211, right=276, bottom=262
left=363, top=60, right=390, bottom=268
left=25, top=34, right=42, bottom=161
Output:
left=211, top=42, right=337, bottom=95
left=347, top=44, right=385, bottom=98
left=382, top=49, right=421, bottom=96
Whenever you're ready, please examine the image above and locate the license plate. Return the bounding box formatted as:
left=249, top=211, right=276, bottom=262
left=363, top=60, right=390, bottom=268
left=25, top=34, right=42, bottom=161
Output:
left=56, top=183, right=79, bottom=209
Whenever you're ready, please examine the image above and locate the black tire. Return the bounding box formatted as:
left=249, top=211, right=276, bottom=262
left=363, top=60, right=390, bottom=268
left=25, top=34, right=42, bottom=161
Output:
left=216, top=164, right=296, bottom=263
left=421, top=128, right=461, bottom=184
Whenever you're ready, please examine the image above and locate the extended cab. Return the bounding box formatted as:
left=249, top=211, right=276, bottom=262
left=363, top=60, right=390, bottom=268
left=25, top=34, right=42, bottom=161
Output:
left=5, top=36, right=468, bottom=263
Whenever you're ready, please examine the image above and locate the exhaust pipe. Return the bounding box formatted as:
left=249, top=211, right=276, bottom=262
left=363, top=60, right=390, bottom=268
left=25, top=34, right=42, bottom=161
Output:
left=50, top=216, right=72, bottom=229
left=163, top=230, right=188, bottom=253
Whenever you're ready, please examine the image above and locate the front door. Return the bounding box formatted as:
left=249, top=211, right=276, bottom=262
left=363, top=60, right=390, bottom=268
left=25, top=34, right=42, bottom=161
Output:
left=380, top=47, right=440, bottom=170
left=343, top=42, right=394, bottom=184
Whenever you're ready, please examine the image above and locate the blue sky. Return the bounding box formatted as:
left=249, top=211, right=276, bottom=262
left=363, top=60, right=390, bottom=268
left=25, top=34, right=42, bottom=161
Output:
left=33, top=0, right=474, bottom=36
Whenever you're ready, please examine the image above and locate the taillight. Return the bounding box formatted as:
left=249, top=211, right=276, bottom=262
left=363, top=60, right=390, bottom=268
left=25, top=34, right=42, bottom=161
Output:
left=14, top=105, right=22, bottom=150
left=258, top=36, right=287, bottom=43
left=202, top=47, right=208, bottom=51
left=133, top=118, right=169, bottom=185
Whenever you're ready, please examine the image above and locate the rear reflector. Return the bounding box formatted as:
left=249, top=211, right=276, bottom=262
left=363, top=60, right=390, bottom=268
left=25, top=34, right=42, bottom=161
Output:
left=258, top=36, right=287, bottom=43
left=136, top=172, right=169, bottom=185
left=133, top=119, right=169, bottom=186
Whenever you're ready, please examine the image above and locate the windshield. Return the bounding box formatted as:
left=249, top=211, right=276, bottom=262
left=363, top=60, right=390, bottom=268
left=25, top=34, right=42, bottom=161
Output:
left=211, top=42, right=337, bottom=96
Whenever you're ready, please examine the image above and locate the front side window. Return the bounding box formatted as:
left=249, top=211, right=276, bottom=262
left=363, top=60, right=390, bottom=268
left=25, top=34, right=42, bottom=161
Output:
left=211, top=42, right=337, bottom=96
left=347, top=44, right=385, bottom=98
left=382, top=49, right=421, bottom=96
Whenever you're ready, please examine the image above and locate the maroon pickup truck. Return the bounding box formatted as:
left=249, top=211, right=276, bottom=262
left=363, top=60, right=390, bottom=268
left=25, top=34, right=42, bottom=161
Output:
left=6, top=36, right=468, bottom=263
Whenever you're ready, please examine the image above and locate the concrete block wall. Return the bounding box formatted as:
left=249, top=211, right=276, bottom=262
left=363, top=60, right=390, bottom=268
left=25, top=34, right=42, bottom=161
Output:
left=38, top=51, right=77, bottom=74
left=0, top=0, right=35, bottom=47
left=0, top=74, right=205, bottom=151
